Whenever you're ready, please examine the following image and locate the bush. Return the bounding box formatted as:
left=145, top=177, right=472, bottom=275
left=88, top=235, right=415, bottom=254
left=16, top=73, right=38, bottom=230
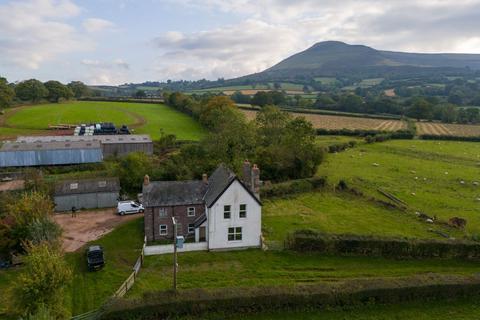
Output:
left=287, top=230, right=480, bottom=260
left=261, top=177, right=326, bottom=198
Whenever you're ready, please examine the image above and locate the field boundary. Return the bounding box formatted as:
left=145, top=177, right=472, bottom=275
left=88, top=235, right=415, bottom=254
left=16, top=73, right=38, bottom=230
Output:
left=100, top=274, right=480, bottom=319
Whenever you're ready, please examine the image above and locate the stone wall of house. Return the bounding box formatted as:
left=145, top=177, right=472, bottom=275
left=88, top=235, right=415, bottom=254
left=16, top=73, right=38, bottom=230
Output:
left=144, top=203, right=205, bottom=242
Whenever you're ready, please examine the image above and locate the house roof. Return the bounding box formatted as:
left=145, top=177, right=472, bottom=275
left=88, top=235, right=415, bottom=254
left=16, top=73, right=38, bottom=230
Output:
left=143, top=164, right=261, bottom=208
left=203, top=164, right=236, bottom=207
left=54, top=177, right=120, bottom=196
left=143, top=180, right=207, bottom=207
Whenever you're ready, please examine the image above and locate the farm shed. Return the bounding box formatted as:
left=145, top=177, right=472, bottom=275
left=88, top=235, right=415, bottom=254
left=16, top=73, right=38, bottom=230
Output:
left=54, top=177, right=120, bottom=212
left=16, top=134, right=153, bottom=157
left=0, top=141, right=102, bottom=167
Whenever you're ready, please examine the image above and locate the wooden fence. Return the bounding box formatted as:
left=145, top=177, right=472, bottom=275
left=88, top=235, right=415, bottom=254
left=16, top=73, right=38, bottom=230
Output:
left=113, top=237, right=146, bottom=298
left=71, top=236, right=147, bottom=320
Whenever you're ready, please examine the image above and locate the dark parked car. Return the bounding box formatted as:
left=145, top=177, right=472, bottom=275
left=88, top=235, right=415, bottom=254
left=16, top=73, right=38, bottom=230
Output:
left=86, top=245, right=105, bottom=271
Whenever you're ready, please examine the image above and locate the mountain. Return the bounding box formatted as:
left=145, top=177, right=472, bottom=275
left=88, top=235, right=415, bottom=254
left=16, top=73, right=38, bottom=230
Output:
left=234, top=41, right=480, bottom=82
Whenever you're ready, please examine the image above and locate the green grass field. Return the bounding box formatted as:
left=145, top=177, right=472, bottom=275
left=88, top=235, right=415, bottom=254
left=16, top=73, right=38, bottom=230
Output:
left=317, top=139, right=480, bottom=236
left=262, top=191, right=461, bottom=243
left=128, top=249, right=479, bottom=297
left=2, top=101, right=205, bottom=140
left=213, top=297, right=480, bottom=320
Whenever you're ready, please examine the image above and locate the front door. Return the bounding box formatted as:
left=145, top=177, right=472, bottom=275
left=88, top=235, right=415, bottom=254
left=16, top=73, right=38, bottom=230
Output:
left=199, top=226, right=206, bottom=242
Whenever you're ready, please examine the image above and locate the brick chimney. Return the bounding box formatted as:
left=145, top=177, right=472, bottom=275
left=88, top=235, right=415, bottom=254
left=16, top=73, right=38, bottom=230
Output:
left=143, top=174, right=150, bottom=186
left=202, top=173, right=208, bottom=184
left=242, top=160, right=252, bottom=190
left=252, top=164, right=260, bottom=198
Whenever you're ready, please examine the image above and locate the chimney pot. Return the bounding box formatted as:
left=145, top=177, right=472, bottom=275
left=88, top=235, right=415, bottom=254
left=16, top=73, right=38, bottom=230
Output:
left=202, top=173, right=208, bottom=184
left=143, top=174, right=150, bottom=186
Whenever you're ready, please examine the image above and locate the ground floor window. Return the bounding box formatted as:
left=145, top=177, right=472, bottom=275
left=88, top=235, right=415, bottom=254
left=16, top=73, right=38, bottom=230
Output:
left=188, top=223, right=195, bottom=233
left=159, top=224, right=168, bottom=235
left=228, top=227, right=242, bottom=241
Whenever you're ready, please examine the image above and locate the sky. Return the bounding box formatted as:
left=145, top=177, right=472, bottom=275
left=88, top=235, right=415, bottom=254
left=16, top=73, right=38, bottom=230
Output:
left=2, top=0, right=480, bottom=85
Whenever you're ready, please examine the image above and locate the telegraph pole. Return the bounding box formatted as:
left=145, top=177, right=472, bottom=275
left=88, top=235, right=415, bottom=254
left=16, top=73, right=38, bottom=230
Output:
left=172, top=216, right=177, bottom=292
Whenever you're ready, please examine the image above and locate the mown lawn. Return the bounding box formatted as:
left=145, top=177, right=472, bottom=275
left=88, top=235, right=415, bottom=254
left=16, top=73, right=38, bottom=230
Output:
left=65, top=217, right=144, bottom=316
left=262, top=191, right=461, bottom=243
left=128, top=249, right=479, bottom=297
left=208, top=297, right=480, bottom=320
left=2, top=101, right=205, bottom=140
left=317, top=139, right=480, bottom=235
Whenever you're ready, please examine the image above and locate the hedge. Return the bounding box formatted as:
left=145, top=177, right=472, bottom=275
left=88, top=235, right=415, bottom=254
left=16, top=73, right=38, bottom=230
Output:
left=325, top=140, right=357, bottom=153
left=261, top=177, right=326, bottom=198
left=316, top=128, right=415, bottom=140
left=420, top=134, right=480, bottom=142
left=287, top=230, right=480, bottom=260
left=99, top=274, right=480, bottom=320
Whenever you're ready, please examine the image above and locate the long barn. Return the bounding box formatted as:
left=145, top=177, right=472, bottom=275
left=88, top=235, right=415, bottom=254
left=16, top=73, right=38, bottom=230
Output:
left=0, top=141, right=103, bottom=167
left=16, top=134, right=153, bottom=157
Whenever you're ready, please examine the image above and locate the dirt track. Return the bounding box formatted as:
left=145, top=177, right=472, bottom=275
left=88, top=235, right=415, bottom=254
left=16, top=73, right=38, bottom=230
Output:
left=53, top=208, right=142, bottom=252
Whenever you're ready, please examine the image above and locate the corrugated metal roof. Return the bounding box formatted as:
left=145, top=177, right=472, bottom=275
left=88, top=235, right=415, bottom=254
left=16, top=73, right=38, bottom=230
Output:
left=16, top=134, right=152, bottom=144
left=0, top=143, right=103, bottom=167
left=1, top=141, right=101, bottom=151
left=54, top=177, right=120, bottom=196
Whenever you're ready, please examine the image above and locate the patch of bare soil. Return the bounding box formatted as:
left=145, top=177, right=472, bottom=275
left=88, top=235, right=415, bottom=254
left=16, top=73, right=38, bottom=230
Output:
left=0, top=180, right=24, bottom=192
left=53, top=208, right=142, bottom=252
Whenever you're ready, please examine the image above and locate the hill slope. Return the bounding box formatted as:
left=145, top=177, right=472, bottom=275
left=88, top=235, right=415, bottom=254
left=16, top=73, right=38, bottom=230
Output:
left=236, top=41, right=480, bottom=81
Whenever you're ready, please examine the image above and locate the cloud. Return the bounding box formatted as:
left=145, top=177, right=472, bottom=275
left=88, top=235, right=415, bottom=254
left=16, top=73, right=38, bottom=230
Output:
left=80, top=58, right=131, bottom=85
left=152, top=19, right=304, bottom=80
left=154, top=0, right=480, bottom=80
left=0, top=0, right=92, bottom=70
left=82, top=18, right=115, bottom=33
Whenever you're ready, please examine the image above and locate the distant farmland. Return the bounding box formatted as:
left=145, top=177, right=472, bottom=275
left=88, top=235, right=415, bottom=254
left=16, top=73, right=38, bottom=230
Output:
left=241, top=109, right=406, bottom=131
left=417, top=122, right=480, bottom=137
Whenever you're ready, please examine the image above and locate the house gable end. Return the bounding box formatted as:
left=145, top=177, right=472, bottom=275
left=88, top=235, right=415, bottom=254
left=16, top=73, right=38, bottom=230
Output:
left=207, top=177, right=262, bottom=208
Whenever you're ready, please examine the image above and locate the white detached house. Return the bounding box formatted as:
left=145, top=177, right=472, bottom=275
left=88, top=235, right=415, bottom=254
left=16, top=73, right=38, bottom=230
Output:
left=143, top=161, right=262, bottom=250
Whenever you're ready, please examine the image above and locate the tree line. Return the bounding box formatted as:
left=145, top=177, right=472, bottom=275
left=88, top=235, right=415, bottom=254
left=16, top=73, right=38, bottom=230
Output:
left=159, top=92, right=324, bottom=182
left=0, top=76, right=93, bottom=108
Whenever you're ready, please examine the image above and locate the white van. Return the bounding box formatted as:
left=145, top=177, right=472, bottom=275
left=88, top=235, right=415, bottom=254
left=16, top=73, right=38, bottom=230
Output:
left=117, top=201, right=144, bottom=215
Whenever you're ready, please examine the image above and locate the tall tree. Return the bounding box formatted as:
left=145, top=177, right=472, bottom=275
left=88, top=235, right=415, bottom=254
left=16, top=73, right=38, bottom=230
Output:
left=12, top=243, right=72, bottom=318
left=44, top=80, right=73, bottom=102
left=67, top=81, right=91, bottom=98
left=15, top=79, right=48, bottom=103
left=0, top=77, right=15, bottom=108
left=407, top=98, right=433, bottom=120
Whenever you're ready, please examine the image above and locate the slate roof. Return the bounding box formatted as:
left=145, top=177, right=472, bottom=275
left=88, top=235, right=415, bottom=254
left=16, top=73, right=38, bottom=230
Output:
left=204, top=164, right=236, bottom=207
left=143, top=180, right=207, bottom=207
left=55, top=177, right=120, bottom=196
left=143, top=164, right=261, bottom=208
